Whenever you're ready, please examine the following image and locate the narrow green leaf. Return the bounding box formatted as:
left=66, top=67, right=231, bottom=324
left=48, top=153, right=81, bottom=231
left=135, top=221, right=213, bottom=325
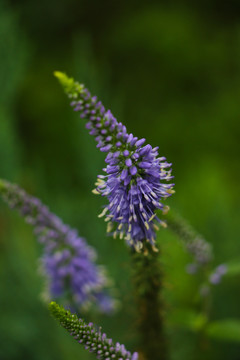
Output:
left=225, top=261, right=240, bottom=276
left=169, top=308, right=207, bottom=332
left=206, top=319, right=240, bottom=342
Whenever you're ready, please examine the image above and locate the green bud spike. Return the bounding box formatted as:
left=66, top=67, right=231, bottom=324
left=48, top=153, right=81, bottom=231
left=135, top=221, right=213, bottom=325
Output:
left=49, top=302, right=138, bottom=360
left=54, top=71, right=84, bottom=96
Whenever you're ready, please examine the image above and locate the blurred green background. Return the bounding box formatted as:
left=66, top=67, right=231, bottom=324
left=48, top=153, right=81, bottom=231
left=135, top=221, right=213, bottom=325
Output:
left=0, top=0, right=240, bottom=359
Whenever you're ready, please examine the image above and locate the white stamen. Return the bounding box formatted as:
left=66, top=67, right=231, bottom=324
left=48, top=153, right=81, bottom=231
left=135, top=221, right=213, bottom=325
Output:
left=162, top=205, right=170, bottom=215
left=167, top=189, right=175, bottom=194
left=149, top=214, right=156, bottom=222
left=118, top=223, right=123, bottom=230
left=151, top=191, right=158, bottom=199
left=160, top=221, right=167, bottom=228
left=135, top=241, right=143, bottom=252
left=98, top=208, right=108, bottom=218
left=152, top=200, right=159, bottom=207
left=109, top=201, right=115, bottom=208
left=152, top=244, right=159, bottom=252
left=92, top=189, right=100, bottom=195
left=107, top=222, right=113, bottom=233
left=142, top=212, right=147, bottom=220
left=144, top=221, right=150, bottom=230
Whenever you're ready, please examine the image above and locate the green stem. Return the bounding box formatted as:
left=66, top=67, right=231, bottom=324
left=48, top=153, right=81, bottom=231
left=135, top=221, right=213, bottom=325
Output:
left=164, top=210, right=197, bottom=243
left=131, top=243, right=167, bottom=360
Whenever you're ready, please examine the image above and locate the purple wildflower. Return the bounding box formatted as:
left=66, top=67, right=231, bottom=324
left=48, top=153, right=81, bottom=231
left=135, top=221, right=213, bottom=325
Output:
left=186, top=236, right=212, bottom=266
left=0, top=179, right=114, bottom=313
left=209, top=264, right=227, bottom=285
left=199, top=264, right=227, bottom=298
left=185, top=263, right=198, bottom=275
left=185, top=236, right=212, bottom=274
left=49, top=301, right=138, bottom=360
left=55, top=72, right=174, bottom=252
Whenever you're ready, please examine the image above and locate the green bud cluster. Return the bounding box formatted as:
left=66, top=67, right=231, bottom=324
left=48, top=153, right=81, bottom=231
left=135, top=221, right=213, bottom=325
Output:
left=49, top=302, right=138, bottom=360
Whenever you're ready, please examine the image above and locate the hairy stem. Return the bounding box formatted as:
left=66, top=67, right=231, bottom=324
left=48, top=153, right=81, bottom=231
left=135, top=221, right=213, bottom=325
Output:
left=164, top=210, right=203, bottom=245
left=131, top=244, right=167, bottom=360
left=164, top=210, right=212, bottom=267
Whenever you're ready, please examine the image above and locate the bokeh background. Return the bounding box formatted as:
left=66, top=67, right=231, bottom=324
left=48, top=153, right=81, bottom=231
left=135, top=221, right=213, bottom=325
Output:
left=0, top=0, right=240, bottom=359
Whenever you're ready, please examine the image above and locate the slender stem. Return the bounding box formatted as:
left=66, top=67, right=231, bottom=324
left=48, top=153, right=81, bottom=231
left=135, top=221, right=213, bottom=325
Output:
left=131, top=243, right=167, bottom=360
left=165, top=211, right=212, bottom=357
left=164, top=210, right=212, bottom=267
left=164, top=210, right=198, bottom=243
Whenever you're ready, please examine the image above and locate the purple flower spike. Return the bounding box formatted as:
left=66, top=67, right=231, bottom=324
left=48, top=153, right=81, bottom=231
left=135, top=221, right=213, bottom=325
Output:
left=0, top=179, right=114, bottom=313
left=55, top=72, right=174, bottom=252
left=216, top=264, right=227, bottom=275
left=209, top=263, right=228, bottom=285
left=209, top=273, right=221, bottom=285
left=186, top=263, right=198, bottom=274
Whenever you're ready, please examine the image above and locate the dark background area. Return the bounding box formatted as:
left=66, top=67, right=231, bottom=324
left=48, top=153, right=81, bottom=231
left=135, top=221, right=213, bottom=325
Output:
left=0, top=0, right=240, bottom=359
